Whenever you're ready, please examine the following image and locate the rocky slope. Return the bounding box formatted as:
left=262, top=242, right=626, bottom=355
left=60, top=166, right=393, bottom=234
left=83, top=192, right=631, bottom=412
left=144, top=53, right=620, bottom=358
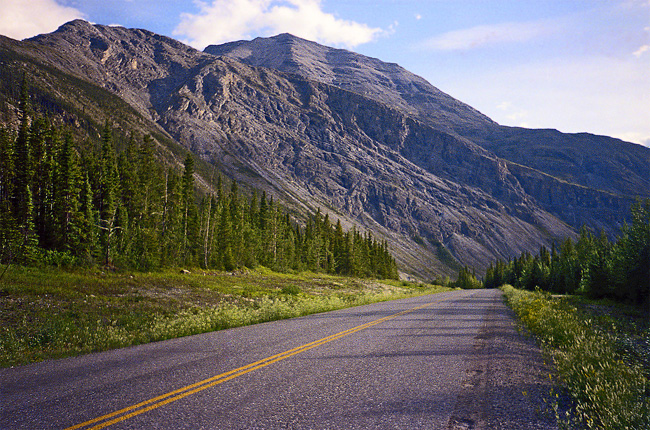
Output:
left=1, top=21, right=648, bottom=278
left=208, top=33, right=650, bottom=202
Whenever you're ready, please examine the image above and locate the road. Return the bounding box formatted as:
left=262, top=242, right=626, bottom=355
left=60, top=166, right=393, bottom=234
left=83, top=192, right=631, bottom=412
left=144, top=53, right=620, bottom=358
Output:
left=1, top=289, right=557, bottom=429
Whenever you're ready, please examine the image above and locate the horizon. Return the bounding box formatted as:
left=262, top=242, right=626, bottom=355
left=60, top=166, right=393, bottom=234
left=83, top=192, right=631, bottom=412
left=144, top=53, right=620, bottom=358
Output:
left=1, top=0, right=648, bottom=148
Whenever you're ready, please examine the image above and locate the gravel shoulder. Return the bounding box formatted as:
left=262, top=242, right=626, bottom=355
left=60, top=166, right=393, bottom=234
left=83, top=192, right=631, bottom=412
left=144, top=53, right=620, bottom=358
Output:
left=448, top=289, right=559, bottom=430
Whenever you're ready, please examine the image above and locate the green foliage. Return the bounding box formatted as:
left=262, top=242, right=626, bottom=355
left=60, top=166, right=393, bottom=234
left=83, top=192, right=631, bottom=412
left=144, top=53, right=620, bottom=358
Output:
left=502, top=286, right=649, bottom=429
left=450, top=265, right=482, bottom=289
left=0, top=89, right=399, bottom=280
left=485, top=200, right=650, bottom=306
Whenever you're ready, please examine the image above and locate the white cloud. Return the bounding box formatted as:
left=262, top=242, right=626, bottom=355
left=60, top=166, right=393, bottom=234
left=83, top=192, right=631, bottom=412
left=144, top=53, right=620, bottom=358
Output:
left=0, top=0, right=84, bottom=40
left=634, top=44, right=650, bottom=57
left=618, top=132, right=650, bottom=147
left=418, top=20, right=558, bottom=52
left=634, top=26, right=650, bottom=57
left=173, top=0, right=384, bottom=49
left=495, top=101, right=529, bottom=126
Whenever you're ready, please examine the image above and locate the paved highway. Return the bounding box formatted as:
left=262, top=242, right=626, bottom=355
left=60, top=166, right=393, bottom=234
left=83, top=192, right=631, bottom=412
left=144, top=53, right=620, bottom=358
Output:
left=1, top=289, right=556, bottom=429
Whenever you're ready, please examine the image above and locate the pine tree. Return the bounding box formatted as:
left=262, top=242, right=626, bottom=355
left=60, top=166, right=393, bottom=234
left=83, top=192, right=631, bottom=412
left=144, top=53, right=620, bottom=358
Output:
left=161, top=169, right=183, bottom=266
left=0, top=127, right=18, bottom=264
left=11, top=82, right=38, bottom=262
left=228, top=181, right=244, bottom=267
left=611, top=200, right=650, bottom=303
left=78, top=172, right=96, bottom=263
left=53, top=131, right=81, bottom=253
left=97, top=122, right=119, bottom=265
left=181, top=154, right=199, bottom=265
left=217, top=198, right=234, bottom=271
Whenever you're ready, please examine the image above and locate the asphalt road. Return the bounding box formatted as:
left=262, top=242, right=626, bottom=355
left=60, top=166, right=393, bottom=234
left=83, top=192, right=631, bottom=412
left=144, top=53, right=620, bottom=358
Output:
left=1, top=289, right=557, bottom=429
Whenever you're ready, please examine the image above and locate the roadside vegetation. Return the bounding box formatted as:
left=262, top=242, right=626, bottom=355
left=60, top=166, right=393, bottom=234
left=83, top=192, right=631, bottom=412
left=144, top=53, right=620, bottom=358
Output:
left=0, top=266, right=448, bottom=367
left=488, top=201, right=649, bottom=428
left=502, top=286, right=649, bottom=429
left=485, top=199, right=649, bottom=306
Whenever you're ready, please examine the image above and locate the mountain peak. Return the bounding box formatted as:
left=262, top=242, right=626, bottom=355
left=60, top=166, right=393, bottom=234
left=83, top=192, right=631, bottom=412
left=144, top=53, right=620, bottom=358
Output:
left=205, top=34, right=495, bottom=133
left=54, top=19, right=94, bottom=32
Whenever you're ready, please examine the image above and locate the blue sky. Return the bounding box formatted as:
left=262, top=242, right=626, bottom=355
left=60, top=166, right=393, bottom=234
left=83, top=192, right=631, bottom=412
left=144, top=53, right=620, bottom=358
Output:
left=2, top=0, right=649, bottom=147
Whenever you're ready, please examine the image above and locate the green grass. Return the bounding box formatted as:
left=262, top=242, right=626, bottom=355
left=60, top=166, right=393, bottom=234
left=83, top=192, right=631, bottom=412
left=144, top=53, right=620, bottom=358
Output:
left=0, top=266, right=449, bottom=367
left=501, top=285, right=649, bottom=430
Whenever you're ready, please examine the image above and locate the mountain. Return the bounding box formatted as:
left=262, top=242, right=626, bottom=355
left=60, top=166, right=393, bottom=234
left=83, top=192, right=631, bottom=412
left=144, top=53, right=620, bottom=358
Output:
left=207, top=34, right=650, bottom=202
left=205, top=33, right=496, bottom=135
left=1, top=21, right=648, bottom=279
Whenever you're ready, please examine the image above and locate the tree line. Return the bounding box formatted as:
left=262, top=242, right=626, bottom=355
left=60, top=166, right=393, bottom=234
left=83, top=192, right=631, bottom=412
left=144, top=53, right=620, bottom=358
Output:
left=0, top=88, right=398, bottom=279
left=483, top=200, right=650, bottom=305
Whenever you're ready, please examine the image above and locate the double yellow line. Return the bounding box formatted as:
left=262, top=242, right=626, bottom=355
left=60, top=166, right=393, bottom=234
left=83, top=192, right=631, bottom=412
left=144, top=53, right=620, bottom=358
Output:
left=66, top=297, right=446, bottom=429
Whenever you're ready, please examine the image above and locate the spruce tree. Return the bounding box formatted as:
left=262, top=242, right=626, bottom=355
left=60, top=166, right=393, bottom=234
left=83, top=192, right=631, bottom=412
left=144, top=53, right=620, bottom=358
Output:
left=53, top=131, right=81, bottom=253
left=0, top=127, right=17, bottom=263
left=181, top=154, right=199, bottom=266
left=97, top=122, right=119, bottom=265
left=78, top=172, right=96, bottom=263
left=11, top=85, right=38, bottom=262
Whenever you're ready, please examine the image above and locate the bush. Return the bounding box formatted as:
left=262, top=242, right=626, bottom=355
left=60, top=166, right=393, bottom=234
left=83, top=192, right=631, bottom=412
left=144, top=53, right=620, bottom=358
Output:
left=502, top=285, right=649, bottom=429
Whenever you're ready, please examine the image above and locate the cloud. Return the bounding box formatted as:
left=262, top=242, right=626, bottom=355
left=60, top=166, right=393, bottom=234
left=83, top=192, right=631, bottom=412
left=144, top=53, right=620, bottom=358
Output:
left=634, top=26, right=650, bottom=57
left=618, top=132, right=650, bottom=147
left=173, top=0, right=384, bottom=50
left=496, top=101, right=529, bottom=126
left=0, top=0, right=84, bottom=40
left=634, top=44, right=650, bottom=57
left=418, top=20, right=557, bottom=52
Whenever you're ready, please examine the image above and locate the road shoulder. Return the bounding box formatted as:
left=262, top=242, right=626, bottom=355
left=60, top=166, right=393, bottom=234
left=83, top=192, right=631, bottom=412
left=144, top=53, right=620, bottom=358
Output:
left=447, top=289, right=559, bottom=430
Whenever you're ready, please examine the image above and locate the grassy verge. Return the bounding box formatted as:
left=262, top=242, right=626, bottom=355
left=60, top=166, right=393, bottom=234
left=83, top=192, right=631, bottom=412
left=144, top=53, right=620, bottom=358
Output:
left=501, top=285, right=649, bottom=429
left=0, top=266, right=449, bottom=367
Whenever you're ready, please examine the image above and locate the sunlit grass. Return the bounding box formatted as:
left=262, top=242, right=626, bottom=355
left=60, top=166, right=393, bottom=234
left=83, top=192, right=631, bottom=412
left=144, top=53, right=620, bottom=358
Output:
left=501, top=285, right=649, bottom=430
left=0, top=266, right=448, bottom=367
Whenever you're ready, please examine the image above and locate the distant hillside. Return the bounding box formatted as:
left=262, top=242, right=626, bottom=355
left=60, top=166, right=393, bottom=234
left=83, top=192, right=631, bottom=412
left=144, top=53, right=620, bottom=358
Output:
left=1, top=20, right=648, bottom=278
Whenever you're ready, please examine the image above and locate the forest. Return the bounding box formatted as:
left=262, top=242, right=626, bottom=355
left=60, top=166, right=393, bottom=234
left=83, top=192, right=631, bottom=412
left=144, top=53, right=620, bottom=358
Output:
left=483, top=199, right=650, bottom=305
left=0, top=88, right=398, bottom=279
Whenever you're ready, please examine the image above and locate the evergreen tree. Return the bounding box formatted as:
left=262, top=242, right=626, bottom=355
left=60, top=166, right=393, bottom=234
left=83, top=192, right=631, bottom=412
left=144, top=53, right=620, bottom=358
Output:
left=97, top=122, right=119, bottom=265
left=78, top=172, right=96, bottom=263
left=453, top=266, right=481, bottom=289
left=610, top=200, right=650, bottom=303
left=0, top=126, right=17, bottom=263
left=52, top=131, right=81, bottom=253
left=217, top=198, right=234, bottom=271
left=11, top=84, right=38, bottom=262
left=29, top=116, right=51, bottom=247
left=181, top=154, right=199, bottom=265
left=581, top=231, right=612, bottom=298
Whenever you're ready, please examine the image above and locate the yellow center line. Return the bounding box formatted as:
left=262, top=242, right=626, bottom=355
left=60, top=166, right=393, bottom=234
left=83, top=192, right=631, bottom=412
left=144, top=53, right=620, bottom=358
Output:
left=65, top=295, right=452, bottom=430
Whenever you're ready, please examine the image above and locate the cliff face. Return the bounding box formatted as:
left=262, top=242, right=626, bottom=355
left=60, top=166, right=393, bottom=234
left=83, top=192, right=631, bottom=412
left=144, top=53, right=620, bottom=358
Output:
left=2, top=21, right=647, bottom=278
left=208, top=33, right=650, bottom=203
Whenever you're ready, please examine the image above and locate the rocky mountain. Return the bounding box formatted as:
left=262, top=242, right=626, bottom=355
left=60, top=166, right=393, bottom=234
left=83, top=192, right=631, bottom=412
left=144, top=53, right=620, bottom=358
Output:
left=207, top=34, right=650, bottom=202
left=1, top=20, right=648, bottom=279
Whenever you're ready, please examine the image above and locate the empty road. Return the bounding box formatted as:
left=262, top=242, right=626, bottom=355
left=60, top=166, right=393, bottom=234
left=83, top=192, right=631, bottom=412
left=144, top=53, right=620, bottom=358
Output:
left=1, top=289, right=557, bottom=429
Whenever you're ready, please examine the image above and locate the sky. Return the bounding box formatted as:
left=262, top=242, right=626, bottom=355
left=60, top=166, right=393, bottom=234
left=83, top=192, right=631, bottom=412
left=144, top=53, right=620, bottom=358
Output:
left=1, top=0, right=649, bottom=147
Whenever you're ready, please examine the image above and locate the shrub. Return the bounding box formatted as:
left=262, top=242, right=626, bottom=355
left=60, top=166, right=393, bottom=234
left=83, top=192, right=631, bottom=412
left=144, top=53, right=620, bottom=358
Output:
left=502, top=285, right=649, bottom=429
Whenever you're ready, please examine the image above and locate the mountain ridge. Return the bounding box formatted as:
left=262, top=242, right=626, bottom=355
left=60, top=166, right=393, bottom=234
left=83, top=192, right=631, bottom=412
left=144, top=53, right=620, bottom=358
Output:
left=205, top=33, right=497, bottom=135
left=208, top=32, right=650, bottom=201
left=1, top=20, right=648, bottom=278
